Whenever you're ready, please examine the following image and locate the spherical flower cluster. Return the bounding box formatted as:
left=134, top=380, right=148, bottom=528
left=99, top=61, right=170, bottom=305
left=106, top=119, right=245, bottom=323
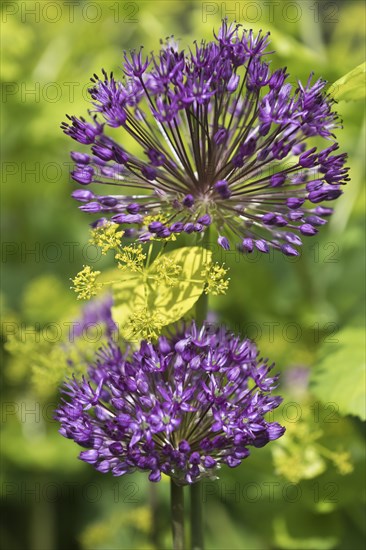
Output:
left=56, top=322, right=285, bottom=484
left=62, top=20, right=349, bottom=256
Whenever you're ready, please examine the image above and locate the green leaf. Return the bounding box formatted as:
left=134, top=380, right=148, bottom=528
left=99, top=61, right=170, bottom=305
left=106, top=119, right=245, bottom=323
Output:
left=108, top=268, right=146, bottom=328
left=273, top=516, right=338, bottom=550
left=1, top=418, right=84, bottom=473
left=328, top=62, right=366, bottom=101
left=21, top=274, right=76, bottom=324
left=310, top=327, right=366, bottom=420
left=31, top=336, right=107, bottom=397
left=112, top=246, right=211, bottom=338
left=146, top=246, right=211, bottom=324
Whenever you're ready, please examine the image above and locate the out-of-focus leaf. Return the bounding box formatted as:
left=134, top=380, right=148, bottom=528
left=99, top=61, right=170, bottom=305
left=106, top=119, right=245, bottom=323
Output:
left=327, top=3, right=366, bottom=74
left=328, top=63, right=366, bottom=101
left=0, top=419, right=83, bottom=473
left=22, top=274, right=76, bottom=323
left=310, top=327, right=366, bottom=420
left=233, top=21, right=323, bottom=63
left=80, top=506, right=152, bottom=550
left=31, top=338, right=105, bottom=397
left=273, top=516, right=338, bottom=550
left=5, top=275, right=113, bottom=395
left=206, top=501, right=264, bottom=549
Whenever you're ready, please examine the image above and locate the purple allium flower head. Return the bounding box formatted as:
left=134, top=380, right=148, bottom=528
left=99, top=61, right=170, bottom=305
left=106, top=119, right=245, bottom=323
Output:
left=56, top=322, right=285, bottom=484
left=62, top=20, right=349, bottom=255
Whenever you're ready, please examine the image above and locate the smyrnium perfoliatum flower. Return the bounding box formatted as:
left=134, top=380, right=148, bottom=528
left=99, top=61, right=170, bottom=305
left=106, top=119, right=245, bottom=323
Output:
left=62, top=20, right=349, bottom=256
left=56, top=322, right=285, bottom=485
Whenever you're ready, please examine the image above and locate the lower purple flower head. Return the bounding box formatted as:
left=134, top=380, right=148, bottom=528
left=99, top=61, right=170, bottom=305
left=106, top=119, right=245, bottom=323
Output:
left=56, top=322, right=285, bottom=485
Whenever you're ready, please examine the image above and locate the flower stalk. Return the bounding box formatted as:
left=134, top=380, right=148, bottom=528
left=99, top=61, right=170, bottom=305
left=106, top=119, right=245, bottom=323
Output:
left=190, top=482, right=204, bottom=550
left=195, top=227, right=210, bottom=326
left=171, top=480, right=185, bottom=550
left=190, top=228, right=210, bottom=550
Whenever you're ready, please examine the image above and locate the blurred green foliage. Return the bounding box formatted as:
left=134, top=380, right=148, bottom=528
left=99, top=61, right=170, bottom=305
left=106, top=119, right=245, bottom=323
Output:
left=1, top=1, right=365, bottom=549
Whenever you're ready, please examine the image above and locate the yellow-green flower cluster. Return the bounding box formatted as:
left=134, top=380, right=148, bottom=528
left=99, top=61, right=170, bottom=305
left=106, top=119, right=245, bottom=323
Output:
left=202, top=262, right=230, bottom=295
left=154, top=257, right=182, bottom=287
left=89, top=222, right=124, bottom=254
left=272, top=403, right=353, bottom=483
left=126, top=307, right=164, bottom=342
left=71, top=266, right=102, bottom=300
left=90, top=223, right=146, bottom=272
left=331, top=451, right=354, bottom=475
left=115, top=245, right=146, bottom=272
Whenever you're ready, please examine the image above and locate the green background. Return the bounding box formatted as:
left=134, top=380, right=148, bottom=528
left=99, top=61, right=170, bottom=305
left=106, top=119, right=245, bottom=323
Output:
left=1, top=1, right=365, bottom=549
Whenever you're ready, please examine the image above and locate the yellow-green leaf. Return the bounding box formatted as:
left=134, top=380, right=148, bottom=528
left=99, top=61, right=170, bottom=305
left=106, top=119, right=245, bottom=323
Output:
left=328, top=62, right=366, bottom=102
left=112, top=246, right=211, bottom=339
left=146, top=246, right=211, bottom=324
left=110, top=269, right=146, bottom=337
left=310, top=327, right=366, bottom=420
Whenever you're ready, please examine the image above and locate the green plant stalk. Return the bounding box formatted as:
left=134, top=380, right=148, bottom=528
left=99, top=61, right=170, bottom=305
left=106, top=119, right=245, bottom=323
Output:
left=190, top=482, right=204, bottom=550
left=195, top=291, right=209, bottom=326
left=149, top=483, right=160, bottom=549
left=190, top=287, right=208, bottom=550
left=196, top=225, right=211, bottom=322
left=190, top=227, right=211, bottom=550
left=171, top=480, right=185, bottom=550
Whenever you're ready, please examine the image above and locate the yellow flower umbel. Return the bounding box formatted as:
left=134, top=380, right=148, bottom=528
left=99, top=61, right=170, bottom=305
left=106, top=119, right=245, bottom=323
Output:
left=71, top=266, right=102, bottom=300
left=89, top=222, right=146, bottom=272
left=90, top=222, right=124, bottom=254
left=271, top=401, right=354, bottom=483
left=116, top=244, right=146, bottom=272
left=202, top=262, right=230, bottom=295
left=126, top=307, right=164, bottom=342
left=155, top=257, right=182, bottom=287
left=331, top=451, right=354, bottom=475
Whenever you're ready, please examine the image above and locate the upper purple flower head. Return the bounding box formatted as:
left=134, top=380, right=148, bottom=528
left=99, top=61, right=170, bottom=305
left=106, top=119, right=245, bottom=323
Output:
left=62, top=20, right=349, bottom=256
left=56, top=322, right=285, bottom=484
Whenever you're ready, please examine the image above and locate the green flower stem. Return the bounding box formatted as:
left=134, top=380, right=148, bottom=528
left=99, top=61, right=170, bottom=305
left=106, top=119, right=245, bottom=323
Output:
left=149, top=483, right=160, bottom=549
left=171, top=480, right=185, bottom=550
left=190, top=228, right=210, bottom=550
left=195, top=227, right=211, bottom=325
left=195, top=291, right=209, bottom=326
left=190, top=482, right=204, bottom=550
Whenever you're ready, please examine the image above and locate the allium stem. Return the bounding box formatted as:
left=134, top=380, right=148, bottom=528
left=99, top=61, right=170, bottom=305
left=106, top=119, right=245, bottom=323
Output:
left=190, top=482, right=204, bottom=550
left=195, top=285, right=209, bottom=326
left=171, top=480, right=185, bottom=550
left=195, top=228, right=210, bottom=325
left=149, top=483, right=160, bottom=548
left=190, top=229, right=210, bottom=550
